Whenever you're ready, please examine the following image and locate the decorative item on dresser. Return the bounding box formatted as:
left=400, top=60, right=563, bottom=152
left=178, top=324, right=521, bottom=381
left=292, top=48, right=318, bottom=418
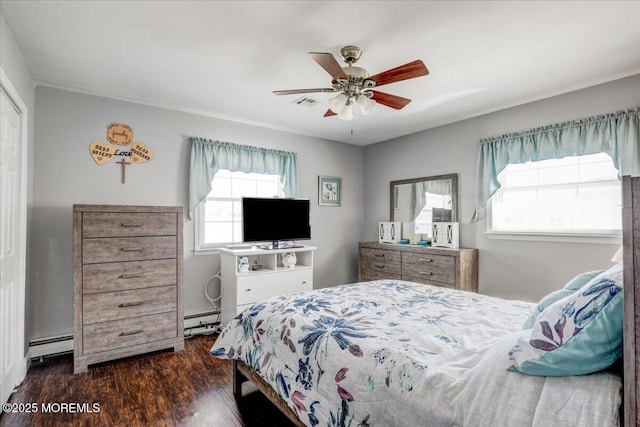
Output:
left=358, top=241, right=478, bottom=292
left=378, top=221, right=401, bottom=243
left=431, top=222, right=460, bottom=248
left=73, top=205, right=184, bottom=374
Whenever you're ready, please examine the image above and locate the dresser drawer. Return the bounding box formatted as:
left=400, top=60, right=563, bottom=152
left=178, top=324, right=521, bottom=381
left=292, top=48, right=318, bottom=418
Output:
left=82, top=212, right=177, bottom=238
left=405, top=275, right=456, bottom=289
left=360, top=270, right=402, bottom=282
left=360, top=256, right=402, bottom=276
left=82, top=236, right=176, bottom=264
left=83, top=311, right=177, bottom=355
left=360, top=247, right=401, bottom=264
left=236, top=269, right=313, bottom=306
left=83, top=286, right=176, bottom=324
left=401, top=252, right=455, bottom=284
left=83, top=259, right=177, bottom=294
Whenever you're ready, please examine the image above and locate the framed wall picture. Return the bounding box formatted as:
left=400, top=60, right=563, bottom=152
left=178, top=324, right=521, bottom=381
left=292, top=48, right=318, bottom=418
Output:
left=318, top=176, right=342, bottom=206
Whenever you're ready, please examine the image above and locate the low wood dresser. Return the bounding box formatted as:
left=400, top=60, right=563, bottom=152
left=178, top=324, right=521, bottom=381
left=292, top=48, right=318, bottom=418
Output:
left=359, top=241, right=478, bottom=292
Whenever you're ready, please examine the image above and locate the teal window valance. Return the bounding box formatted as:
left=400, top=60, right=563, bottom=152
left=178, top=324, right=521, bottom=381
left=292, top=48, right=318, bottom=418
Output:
left=188, top=138, right=298, bottom=219
left=471, top=107, right=640, bottom=223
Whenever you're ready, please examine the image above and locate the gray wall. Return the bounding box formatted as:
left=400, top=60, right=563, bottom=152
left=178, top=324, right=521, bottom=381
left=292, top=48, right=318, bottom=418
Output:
left=30, top=86, right=363, bottom=340
left=1, top=12, right=35, bottom=355
left=11, top=2, right=640, bottom=339
left=363, top=74, right=640, bottom=302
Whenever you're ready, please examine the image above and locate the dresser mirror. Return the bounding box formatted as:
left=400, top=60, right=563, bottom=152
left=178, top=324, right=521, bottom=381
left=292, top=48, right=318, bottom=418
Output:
left=390, top=173, right=458, bottom=239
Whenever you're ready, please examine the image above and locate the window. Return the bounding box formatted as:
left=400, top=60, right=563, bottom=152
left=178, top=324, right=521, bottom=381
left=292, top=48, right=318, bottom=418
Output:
left=195, top=169, right=284, bottom=252
left=489, top=153, right=621, bottom=239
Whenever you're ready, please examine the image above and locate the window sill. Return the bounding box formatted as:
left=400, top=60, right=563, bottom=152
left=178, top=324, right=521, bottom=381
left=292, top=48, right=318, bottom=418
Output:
left=194, top=247, right=224, bottom=256
left=485, top=231, right=622, bottom=245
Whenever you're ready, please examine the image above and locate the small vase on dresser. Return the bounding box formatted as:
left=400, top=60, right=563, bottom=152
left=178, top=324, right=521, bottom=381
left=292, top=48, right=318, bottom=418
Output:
left=358, top=241, right=478, bottom=292
left=73, top=204, right=184, bottom=373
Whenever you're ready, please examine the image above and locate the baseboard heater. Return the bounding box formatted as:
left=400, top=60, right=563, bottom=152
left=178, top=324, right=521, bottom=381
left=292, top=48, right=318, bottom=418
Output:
left=29, top=310, right=220, bottom=360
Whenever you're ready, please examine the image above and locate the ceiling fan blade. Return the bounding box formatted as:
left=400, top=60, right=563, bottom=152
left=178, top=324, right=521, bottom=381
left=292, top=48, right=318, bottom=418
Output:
left=368, top=60, right=429, bottom=87
left=324, top=109, right=337, bottom=117
left=370, top=91, right=412, bottom=110
left=273, top=88, right=337, bottom=95
left=309, top=52, right=348, bottom=80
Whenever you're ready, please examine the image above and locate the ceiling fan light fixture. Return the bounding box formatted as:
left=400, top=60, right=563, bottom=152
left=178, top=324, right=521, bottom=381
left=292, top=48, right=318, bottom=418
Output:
left=357, top=94, right=376, bottom=115
left=337, top=103, right=353, bottom=121
left=328, top=93, right=348, bottom=114
left=275, top=46, right=428, bottom=120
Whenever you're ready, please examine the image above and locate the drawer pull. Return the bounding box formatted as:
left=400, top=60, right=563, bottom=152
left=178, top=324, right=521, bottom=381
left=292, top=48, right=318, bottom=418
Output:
left=419, top=271, right=434, bottom=276
left=374, top=253, right=385, bottom=258
left=375, top=264, right=385, bottom=269
left=121, top=247, right=144, bottom=252
left=120, top=223, right=143, bottom=228
left=119, top=273, right=143, bottom=279
left=245, top=288, right=251, bottom=292
left=118, top=301, right=144, bottom=307
left=419, top=258, right=434, bottom=263
left=118, top=329, right=144, bottom=337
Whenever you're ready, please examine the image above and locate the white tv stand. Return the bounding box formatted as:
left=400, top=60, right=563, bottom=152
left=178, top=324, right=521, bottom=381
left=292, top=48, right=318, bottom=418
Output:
left=219, top=245, right=316, bottom=326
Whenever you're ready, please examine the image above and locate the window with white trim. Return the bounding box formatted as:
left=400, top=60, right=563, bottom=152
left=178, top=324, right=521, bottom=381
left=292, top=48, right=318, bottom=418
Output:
left=489, top=153, right=621, bottom=236
left=195, top=169, right=284, bottom=251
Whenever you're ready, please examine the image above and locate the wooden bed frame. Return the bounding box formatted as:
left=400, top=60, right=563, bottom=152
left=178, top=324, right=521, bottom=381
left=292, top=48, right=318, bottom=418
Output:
left=623, top=175, right=639, bottom=427
left=233, top=175, right=640, bottom=427
left=233, top=359, right=306, bottom=427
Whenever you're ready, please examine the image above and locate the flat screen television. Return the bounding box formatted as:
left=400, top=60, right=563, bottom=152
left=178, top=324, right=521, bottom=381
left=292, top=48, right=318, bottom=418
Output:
left=242, top=197, right=311, bottom=249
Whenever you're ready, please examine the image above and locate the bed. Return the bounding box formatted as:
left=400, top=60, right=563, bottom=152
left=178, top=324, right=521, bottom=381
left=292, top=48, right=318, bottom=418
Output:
left=211, top=176, right=639, bottom=427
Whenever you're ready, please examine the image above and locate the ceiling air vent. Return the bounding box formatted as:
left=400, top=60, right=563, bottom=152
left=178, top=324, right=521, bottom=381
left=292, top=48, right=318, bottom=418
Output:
left=292, top=96, right=319, bottom=107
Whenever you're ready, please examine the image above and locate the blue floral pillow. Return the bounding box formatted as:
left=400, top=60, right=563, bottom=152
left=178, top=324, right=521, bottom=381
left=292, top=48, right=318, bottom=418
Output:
left=521, top=270, right=604, bottom=330
left=508, top=263, right=623, bottom=376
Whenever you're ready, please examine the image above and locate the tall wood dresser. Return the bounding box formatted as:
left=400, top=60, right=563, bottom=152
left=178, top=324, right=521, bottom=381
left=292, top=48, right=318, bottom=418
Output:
left=359, top=241, right=478, bottom=292
left=73, top=205, right=184, bottom=373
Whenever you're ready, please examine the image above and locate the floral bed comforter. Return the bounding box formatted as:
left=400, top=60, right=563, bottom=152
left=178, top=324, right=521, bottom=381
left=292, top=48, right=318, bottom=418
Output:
left=211, top=280, right=621, bottom=427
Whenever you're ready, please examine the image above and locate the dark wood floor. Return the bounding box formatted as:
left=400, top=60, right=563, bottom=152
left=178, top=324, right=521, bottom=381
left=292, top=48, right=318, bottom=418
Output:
left=0, top=334, right=296, bottom=427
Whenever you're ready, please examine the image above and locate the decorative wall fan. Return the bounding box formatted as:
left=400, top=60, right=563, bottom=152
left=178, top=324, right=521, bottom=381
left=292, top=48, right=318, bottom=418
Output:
left=273, top=45, right=429, bottom=120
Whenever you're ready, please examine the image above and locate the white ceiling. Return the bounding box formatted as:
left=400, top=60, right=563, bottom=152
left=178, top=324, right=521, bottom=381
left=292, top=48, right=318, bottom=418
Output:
left=1, top=1, right=639, bottom=146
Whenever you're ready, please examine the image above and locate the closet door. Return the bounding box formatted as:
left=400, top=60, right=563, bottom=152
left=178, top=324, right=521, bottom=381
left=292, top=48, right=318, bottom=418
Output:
left=0, top=90, right=26, bottom=405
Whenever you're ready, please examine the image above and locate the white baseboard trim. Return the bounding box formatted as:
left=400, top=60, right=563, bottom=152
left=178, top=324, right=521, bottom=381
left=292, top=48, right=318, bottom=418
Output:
left=29, top=335, right=74, bottom=359
left=184, top=311, right=220, bottom=329
left=28, top=311, right=220, bottom=359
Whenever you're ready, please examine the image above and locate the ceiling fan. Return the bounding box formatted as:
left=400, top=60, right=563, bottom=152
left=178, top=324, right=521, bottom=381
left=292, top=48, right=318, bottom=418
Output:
left=273, top=45, right=429, bottom=120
